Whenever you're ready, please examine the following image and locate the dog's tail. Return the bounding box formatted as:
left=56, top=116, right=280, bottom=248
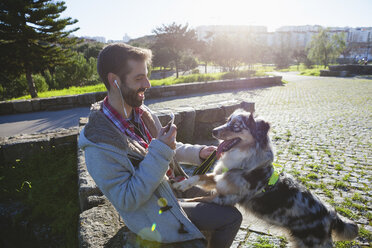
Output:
left=332, top=213, right=358, bottom=241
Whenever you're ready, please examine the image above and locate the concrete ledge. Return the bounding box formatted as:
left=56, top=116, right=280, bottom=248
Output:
left=321, top=65, right=372, bottom=77
left=320, top=70, right=350, bottom=77
left=328, top=65, right=372, bottom=75
left=0, top=76, right=280, bottom=115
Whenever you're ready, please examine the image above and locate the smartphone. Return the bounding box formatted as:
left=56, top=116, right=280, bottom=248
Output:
left=165, top=112, right=175, bottom=132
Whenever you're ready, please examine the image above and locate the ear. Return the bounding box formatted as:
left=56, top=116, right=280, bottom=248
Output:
left=256, top=120, right=270, bottom=147
left=108, top=72, right=120, bottom=89
left=243, top=113, right=255, bottom=128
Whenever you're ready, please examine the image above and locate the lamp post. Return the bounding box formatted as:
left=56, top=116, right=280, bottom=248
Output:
left=366, top=30, right=371, bottom=62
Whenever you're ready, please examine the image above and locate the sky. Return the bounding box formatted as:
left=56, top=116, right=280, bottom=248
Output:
left=61, top=0, right=372, bottom=41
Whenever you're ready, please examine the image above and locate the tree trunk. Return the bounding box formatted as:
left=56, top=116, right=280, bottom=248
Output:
left=26, top=67, right=38, bottom=98
left=175, top=60, right=179, bottom=78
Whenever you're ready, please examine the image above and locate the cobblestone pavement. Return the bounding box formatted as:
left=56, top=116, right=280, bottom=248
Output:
left=148, top=72, right=372, bottom=247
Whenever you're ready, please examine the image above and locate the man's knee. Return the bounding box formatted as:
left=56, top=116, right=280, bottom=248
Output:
left=226, top=206, right=243, bottom=227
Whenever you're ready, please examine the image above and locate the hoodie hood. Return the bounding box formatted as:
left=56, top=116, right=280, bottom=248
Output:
left=79, top=101, right=160, bottom=157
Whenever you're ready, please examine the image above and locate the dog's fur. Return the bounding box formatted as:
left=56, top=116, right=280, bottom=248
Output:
left=173, top=109, right=358, bottom=248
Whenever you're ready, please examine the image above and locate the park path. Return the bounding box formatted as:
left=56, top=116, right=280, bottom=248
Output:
left=150, top=72, right=372, bottom=247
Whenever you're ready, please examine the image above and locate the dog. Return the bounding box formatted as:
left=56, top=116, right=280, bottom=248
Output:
left=173, top=109, right=359, bottom=248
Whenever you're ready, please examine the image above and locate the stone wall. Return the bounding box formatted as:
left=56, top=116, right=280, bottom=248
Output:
left=320, top=64, right=372, bottom=77
left=0, top=128, right=79, bottom=165
left=0, top=76, right=280, bottom=115
left=77, top=100, right=254, bottom=247
left=0, top=100, right=254, bottom=247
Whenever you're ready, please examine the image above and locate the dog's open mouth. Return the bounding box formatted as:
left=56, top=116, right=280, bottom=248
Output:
left=216, top=138, right=241, bottom=158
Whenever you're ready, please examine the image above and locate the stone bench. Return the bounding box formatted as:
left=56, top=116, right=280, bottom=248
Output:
left=79, top=198, right=206, bottom=248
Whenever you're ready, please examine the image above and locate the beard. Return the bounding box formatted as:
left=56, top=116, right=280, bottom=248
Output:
left=119, top=82, right=146, bottom=108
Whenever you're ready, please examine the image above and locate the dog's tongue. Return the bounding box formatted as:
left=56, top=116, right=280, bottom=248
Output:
left=216, top=138, right=240, bottom=158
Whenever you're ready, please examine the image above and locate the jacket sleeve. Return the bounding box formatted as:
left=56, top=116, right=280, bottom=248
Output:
left=175, top=142, right=205, bottom=165
left=84, top=139, right=174, bottom=212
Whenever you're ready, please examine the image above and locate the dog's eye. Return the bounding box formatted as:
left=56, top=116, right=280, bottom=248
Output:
left=231, top=122, right=243, bottom=132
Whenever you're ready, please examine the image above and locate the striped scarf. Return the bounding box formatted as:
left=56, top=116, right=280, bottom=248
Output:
left=101, top=96, right=152, bottom=149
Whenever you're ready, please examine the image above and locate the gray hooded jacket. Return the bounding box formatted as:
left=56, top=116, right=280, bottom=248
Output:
left=78, top=102, right=206, bottom=244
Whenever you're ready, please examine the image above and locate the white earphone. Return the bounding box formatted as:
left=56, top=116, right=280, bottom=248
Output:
left=113, top=79, right=128, bottom=118
left=114, top=79, right=120, bottom=88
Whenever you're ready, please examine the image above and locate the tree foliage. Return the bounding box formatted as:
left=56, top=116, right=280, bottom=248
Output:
left=54, top=52, right=99, bottom=89
left=152, top=22, right=198, bottom=78
left=195, top=32, right=214, bottom=73
left=0, top=0, right=78, bottom=98
left=292, top=48, right=307, bottom=70
left=74, top=41, right=104, bottom=60
left=210, top=34, right=243, bottom=72
left=307, top=28, right=345, bottom=68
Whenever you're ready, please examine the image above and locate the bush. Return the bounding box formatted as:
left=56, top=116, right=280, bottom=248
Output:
left=0, top=74, right=48, bottom=100
left=0, top=75, right=28, bottom=100
left=42, top=70, right=58, bottom=89
left=221, top=70, right=256, bottom=80
left=54, top=53, right=100, bottom=89
left=191, top=68, right=200, bottom=74
left=33, top=74, right=49, bottom=92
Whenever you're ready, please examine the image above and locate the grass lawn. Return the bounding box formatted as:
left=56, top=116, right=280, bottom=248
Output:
left=8, top=64, right=326, bottom=101
left=278, top=64, right=327, bottom=76
left=10, top=69, right=267, bottom=101
left=0, top=145, right=79, bottom=247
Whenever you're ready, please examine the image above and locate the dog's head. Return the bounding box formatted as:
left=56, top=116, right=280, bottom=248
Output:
left=213, top=109, right=270, bottom=157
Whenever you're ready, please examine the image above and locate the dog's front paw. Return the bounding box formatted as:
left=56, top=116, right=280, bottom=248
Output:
left=173, top=180, right=193, bottom=192
left=185, top=195, right=216, bottom=203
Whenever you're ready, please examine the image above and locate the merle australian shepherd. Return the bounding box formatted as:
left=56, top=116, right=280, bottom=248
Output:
left=173, top=109, right=358, bottom=247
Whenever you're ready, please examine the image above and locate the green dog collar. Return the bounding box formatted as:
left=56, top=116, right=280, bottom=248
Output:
left=263, top=163, right=283, bottom=192
left=268, top=169, right=280, bottom=186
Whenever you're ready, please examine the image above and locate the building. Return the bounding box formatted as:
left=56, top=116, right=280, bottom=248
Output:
left=195, top=25, right=372, bottom=61
left=81, top=36, right=106, bottom=43
left=195, top=25, right=267, bottom=41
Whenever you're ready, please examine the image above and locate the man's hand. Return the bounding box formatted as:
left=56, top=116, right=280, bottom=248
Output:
left=199, top=146, right=217, bottom=160
left=158, top=124, right=177, bottom=150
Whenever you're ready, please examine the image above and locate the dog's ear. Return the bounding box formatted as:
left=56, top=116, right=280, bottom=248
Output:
left=243, top=113, right=256, bottom=130
left=256, top=120, right=270, bottom=147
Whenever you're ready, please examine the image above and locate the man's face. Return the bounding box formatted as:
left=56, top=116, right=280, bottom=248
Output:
left=119, top=59, right=151, bottom=107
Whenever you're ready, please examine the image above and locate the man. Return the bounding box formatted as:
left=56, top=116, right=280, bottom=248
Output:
left=78, top=43, right=242, bottom=248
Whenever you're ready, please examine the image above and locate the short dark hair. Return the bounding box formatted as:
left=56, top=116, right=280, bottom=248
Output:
left=97, top=43, right=152, bottom=90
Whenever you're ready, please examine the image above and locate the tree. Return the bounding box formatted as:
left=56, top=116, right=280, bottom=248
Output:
left=211, top=34, right=243, bottom=72
left=195, top=31, right=214, bottom=74
left=180, top=53, right=198, bottom=74
left=307, top=28, right=345, bottom=68
left=0, top=0, right=78, bottom=98
left=240, top=33, right=262, bottom=69
left=292, top=48, right=307, bottom=70
left=152, top=22, right=197, bottom=78
left=54, top=52, right=98, bottom=89
left=272, top=33, right=292, bottom=69
left=75, top=41, right=104, bottom=60
left=152, top=46, right=173, bottom=70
